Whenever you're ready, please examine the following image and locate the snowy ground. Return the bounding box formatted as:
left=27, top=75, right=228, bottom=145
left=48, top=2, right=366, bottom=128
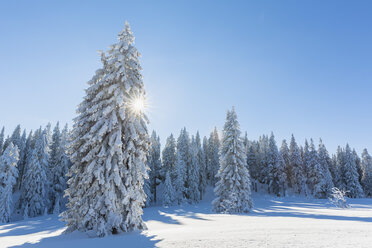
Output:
left=1, top=193, right=372, bottom=248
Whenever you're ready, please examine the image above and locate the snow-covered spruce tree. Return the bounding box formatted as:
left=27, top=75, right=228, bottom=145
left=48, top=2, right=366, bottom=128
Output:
left=353, top=149, right=364, bottom=185
left=62, top=22, right=150, bottom=237
left=188, top=136, right=200, bottom=203
left=22, top=128, right=49, bottom=217
left=175, top=128, right=190, bottom=202
left=161, top=134, right=177, bottom=181
left=334, top=146, right=345, bottom=189
left=53, top=124, right=72, bottom=210
left=207, top=128, right=220, bottom=186
left=342, top=145, right=364, bottom=198
left=9, top=125, right=26, bottom=189
left=163, top=170, right=176, bottom=206
left=48, top=122, right=61, bottom=212
left=257, top=135, right=269, bottom=185
left=0, top=127, right=4, bottom=155
left=280, top=139, right=291, bottom=188
left=247, top=143, right=258, bottom=192
left=196, top=132, right=207, bottom=200
left=361, top=149, right=372, bottom=196
left=316, top=139, right=334, bottom=198
left=174, top=151, right=187, bottom=204
left=145, top=131, right=161, bottom=206
left=0, top=143, right=19, bottom=223
left=306, top=139, right=333, bottom=198
left=212, top=108, right=253, bottom=213
left=266, top=133, right=287, bottom=196
left=289, top=135, right=307, bottom=195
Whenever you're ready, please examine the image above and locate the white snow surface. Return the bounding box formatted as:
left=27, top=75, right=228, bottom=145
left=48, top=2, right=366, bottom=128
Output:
left=1, top=190, right=372, bottom=248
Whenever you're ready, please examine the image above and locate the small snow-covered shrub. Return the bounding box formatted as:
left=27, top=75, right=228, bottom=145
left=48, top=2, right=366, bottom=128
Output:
left=329, top=187, right=350, bottom=208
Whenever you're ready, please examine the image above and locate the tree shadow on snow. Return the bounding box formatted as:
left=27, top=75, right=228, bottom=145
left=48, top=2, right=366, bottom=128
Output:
left=0, top=217, right=60, bottom=238
left=250, top=198, right=372, bottom=223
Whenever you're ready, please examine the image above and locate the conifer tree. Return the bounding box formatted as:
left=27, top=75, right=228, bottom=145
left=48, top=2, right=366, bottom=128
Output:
left=361, top=149, right=372, bottom=196
left=247, top=143, right=258, bottom=192
left=213, top=108, right=252, bottom=213
left=163, top=170, right=176, bottom=206
left=145, top=131, right=161, bottom=205
left=196, top=132, right=207, bottom=199
left=48, top=122, right=62, bottom=211
left=174, top=152, right=187, bottom=204
left=188, top=137, right=200, bottom=203
left=175, top=128, right=190, bottom=202
left=315, top=139, right=334, bottom=198
left=62, top=22, right=150, bottom=237
left=0, top=143, right=19, bottom=223
left=161, top=134, right=177, bottom=181
left=207, top=128, right=220, bottom=185
left=289, top=135, right=306, bottom=194
left=266, top=133, right=287, bottom=196
left=342, top=145, right=364, bottom=198
left=22, top=129, right=49, bottom=217
left=280, top=140, right=291, bottom=188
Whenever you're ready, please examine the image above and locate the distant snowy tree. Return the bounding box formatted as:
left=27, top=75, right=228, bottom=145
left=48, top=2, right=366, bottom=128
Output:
left=196, top=132, right=207, bottom=200
left=174, top=152, right=187, bottom=204
left=207, top=128, right=220, bottom=185
left=247, top=143, right=258, bottom=192
left=315, top=139, right=334, bottom=198
left=48, top=122, right=62, bottom=211
left=266, top=133, right=287, bottom=196
left=22, top=129, right=49, bottom=217
left=62, top=22, right=150, bottom=237
left=0, top=143, right=19, bottom=223
left=289, top=135, right=307, bottom=195
left=188, top=137, right=200, bottom=203
left=361, top=149, right=372, bottom=196
left=161, top=134, right=177, bottom=181
left=329, top=187, right=349, bottom=208
left=280, top=140, right=291, bottom=188
left=257, top=135, right=269, bottom=184
left=163, top=171, right=176, bottom=206
left=145, top=131, right=161, bottom=205
left=213, top=108, right=252, bottom=213
left=353, top=149, right=363, bottom=185
left=341, top=145, right=364, bottom=198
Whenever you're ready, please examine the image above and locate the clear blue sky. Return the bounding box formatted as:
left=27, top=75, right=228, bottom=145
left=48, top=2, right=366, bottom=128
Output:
left=1, top=0, right=371, bottom=153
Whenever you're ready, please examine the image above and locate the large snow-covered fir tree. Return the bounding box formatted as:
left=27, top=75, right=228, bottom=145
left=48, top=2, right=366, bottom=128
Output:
left=174, top=151, right=187, bottom=204
left=361, top=149, right=372, bottom=196
left=0, top=143, right=19, bottom=223
left=315, top=139, right=334, bottom=198
left=212, top=108, right=252, bottom=213
left=62, top=22, right=150, bottom=237
left=174, top=128, right=190, bottom=203
left=0, top=127, right=5, bottom=155
left=22, top=128, right=49, bottom=217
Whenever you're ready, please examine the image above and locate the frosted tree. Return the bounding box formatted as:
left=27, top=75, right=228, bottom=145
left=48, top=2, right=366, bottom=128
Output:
left=145, top=131, right=161, bottom=205
left=174, top=151, right=187, bottom=204
left=161, top=134, right=177, bottom=181
left=187, top=137, right=200, bottom=203
left=163, top=171, right=176, bottom=206
left=342, top=145, right=364, bottom=198
left=334, top=146, right=345, bottom=189
left=48, top=122, right=61, bottom=211
left=266, top=133, right=287, bottom=196
left=22, top=129, right=49, bottom=217
left=353, top=149, right=363, bottom=185
left=175, top=128, right=190, bottom=203
left=257, top=135, right=269, bottom=184
left=361, top=149, right=372, bottom=196
left=0, top=143, right=19, bottom=223
left=8, top=125, right=25, bottom=189
left=0, top=127, right=4, bottom=154
left=247, top=143, right=258, bottom=192
left=280, top=140, right=291, bottom=188
left=207, top=128, right=220, bottom=185
left=62, top=22, right=150, bottom=237
left=213, top=108, right=253, bottom=213
left=196, top=132, right=207, bottom=199
left=289, top=135, right=306, bottom=195
left=315, top=139, right=334, bottom=198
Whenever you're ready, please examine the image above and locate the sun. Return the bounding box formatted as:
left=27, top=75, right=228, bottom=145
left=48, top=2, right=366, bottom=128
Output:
left=129, top=95, right=147, bottom=115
